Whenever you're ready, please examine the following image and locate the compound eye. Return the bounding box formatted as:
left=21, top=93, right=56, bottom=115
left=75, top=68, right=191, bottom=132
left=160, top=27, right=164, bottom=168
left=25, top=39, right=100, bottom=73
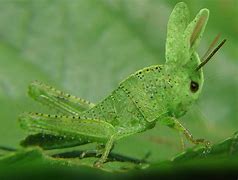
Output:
left=190, top=81, right=199, bottom=93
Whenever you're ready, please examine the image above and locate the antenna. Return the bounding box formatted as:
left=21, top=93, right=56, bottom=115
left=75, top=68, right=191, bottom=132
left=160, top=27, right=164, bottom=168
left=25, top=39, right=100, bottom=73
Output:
left=201, top=34, right=221, bottom=60
left=196, top=39, right=226, bottom=71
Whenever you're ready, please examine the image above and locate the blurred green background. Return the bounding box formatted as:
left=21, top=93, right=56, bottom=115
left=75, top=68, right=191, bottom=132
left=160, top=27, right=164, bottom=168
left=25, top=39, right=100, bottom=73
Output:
left=0, top=0, right=237, bottom=165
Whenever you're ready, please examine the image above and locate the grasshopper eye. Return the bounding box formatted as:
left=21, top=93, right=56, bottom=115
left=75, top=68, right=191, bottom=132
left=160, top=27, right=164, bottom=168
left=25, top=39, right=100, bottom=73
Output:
left=190, top=81, right=199, bottom=93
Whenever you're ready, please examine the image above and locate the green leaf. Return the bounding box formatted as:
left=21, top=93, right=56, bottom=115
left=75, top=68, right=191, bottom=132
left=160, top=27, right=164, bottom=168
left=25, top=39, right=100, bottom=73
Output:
left=1, top=131, right=238, bottom=178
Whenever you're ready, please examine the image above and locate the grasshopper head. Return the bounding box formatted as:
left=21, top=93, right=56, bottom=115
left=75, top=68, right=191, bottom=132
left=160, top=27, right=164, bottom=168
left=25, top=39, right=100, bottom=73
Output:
left=164, top=2, right=225, bottom=117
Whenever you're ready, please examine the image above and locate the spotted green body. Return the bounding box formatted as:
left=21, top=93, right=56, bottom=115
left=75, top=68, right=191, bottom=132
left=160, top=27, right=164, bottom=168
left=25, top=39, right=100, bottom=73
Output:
left=19, top=2, right=216, bottom=167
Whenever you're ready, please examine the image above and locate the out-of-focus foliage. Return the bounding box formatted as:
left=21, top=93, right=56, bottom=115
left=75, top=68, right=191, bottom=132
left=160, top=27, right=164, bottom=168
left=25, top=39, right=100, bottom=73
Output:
left=0, top=0, right=237, bottom=176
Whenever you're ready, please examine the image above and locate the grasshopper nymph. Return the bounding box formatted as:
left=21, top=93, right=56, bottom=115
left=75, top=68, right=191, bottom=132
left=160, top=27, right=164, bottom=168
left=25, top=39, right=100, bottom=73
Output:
left=19, top=2, right=226, bottom=167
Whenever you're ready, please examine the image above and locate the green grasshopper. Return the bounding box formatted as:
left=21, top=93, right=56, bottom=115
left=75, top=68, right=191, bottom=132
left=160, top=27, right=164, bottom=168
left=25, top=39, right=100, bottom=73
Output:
left=19, top=2, right=226, bottom=167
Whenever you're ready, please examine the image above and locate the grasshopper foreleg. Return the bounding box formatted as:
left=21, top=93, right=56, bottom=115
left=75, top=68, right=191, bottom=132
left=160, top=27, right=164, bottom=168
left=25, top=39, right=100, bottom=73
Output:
left=160, top=117, right=211, bottom=148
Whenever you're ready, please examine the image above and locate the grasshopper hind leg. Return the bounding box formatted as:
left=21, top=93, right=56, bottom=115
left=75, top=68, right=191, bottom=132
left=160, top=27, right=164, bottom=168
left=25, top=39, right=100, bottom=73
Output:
left=19, top=112, right=117, bottom=167
left=20, top=133, right=90, bottom=150
left=28, top=81, right=95, bottom=116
